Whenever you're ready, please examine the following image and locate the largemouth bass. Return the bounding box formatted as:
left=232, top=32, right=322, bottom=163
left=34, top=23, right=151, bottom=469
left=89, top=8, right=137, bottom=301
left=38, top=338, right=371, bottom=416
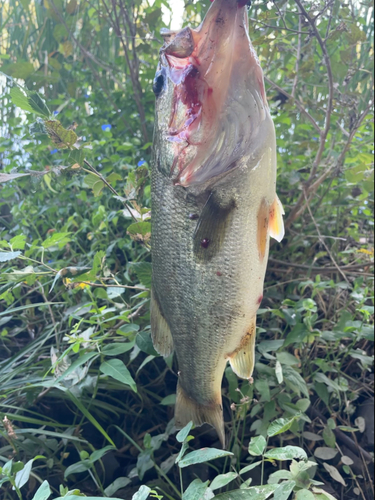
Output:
left=151, top=0, right=285, bottom=446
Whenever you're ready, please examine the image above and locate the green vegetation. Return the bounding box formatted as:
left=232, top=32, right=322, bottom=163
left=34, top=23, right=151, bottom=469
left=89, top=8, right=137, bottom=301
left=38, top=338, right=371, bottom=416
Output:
left=0, top=0, right=373, bottom=499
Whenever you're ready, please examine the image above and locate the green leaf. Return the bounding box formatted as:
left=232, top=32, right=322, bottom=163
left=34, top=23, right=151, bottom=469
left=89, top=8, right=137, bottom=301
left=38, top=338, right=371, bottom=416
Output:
left=275, top=360, right=283, bottom=383
left=31, top=481, right=51, bottom=500
left=267, top=416, right=298, bottom=437
left=283, top=366, right=309, bottom=397
left=131, top=262, right=152, bottom=288
left=0, top=251, right=21, bottom=262
left=182, top=479, right=210, bottom=500
left=295, top=490, right=316, bottom=500
left=67, top=391, right=115, bottom=446
left=314, top=447, right=338, bottom=460
left=99, top=359, right=137, bottom=392
left=323, top=426, right=336, bottom=448
left=248, top=435, right=267, bottom=456
left=160, top=394, right=176, bottom=406
left=10, top=86, right=50, bottom=117
left=5, top=61, right=34, bottom=79
left=2, top=459, right=13, bottom=475
left=264, top=446, right=307, bottom=461
left=64, top=459, right=92, bottom=478
left=104, top=477, right=131, bottom=497
left=90, top=445, right=115, bottom=462
left=45, top=120, right=78, bottom=149
left=0, top=172, right=29, bottom=183
left=240, top=461, right=262, bottom=475
left=102, top=341, right=135, bottom=356
left=274, top=480, right=296, bottom=500
left=132, top=485, right=151, bottom=500
left=127, top=221, right=151, bottom=241
left=176, top=421, right=194, bottom=443
left=136, top=330, right=159, bottom=356
left=42, top=232, right=71, bottom=249
left=214, top=484, right=278, bottom=500
left=210, top=472, right=238, bottom=490
left=268, top=470, right=293, bottom=484
left=178, top=448, right=233, bottom=468
left=323, top=463, right=346, bottom=486
left=15, top=458, right=38, bottom=488
left=10, top=234, right=27, bottom=250
left=55, top=351, right=98, bottom=383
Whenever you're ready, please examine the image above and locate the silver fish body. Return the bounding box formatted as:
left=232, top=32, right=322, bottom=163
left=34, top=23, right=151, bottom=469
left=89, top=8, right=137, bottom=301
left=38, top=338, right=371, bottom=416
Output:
left=151, top=0, right=284, bottom=445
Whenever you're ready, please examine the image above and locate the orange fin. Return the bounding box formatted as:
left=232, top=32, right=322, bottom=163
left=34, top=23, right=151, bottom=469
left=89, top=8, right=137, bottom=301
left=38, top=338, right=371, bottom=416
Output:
left=269, top=195, right=285, bottom=243
left=227, top=316, right=256, bottom=380
left=150, top=291, right=174, bottom=357
left=175, top=383, right=225, bottom=448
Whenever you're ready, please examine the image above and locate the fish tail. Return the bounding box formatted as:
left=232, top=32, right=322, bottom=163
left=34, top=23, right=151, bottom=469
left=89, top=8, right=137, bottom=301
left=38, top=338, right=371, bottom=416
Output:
left=175, top=382, right=225, bottom=447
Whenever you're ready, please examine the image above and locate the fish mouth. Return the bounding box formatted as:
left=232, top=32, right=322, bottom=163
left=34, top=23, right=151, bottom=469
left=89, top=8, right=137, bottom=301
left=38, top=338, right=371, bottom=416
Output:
left=155, top=0, right=269, bottom=187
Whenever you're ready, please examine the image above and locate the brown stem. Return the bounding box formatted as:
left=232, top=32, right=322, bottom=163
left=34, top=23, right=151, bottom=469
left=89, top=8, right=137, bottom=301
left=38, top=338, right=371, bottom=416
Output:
left=265, top=76, right=322, bottom=135
left=103, top=0, right=149, bottom=143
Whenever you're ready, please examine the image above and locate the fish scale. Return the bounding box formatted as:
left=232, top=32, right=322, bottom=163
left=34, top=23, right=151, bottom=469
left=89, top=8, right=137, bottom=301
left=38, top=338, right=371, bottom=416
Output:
left=150, top=0, right=285, bottom=446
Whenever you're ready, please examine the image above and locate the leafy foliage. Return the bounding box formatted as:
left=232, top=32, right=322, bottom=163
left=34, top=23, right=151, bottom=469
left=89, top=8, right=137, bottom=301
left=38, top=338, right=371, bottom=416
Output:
left=0, top=0, right=374, bottom=499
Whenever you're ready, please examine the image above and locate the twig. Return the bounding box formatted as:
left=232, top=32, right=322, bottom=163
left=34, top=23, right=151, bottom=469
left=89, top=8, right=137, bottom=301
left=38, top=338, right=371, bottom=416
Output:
left=72, top=281, right=148, bottom=290
left=294, top=0, right=334, bottom=180
left=83, top=160, right=138, bottom=223
left=265, top=76, right=322, bottom=135
left=268, top=259, right=374, bottom=272
left=303, top=191, right=350, bottom=285
left=286, top=99, right=374, bottom=228
left=291, top=6, right=302, bottom=98
left=308, top=406, right=373, bottom=464
left=249, top=17, right=309, bottom=35
left=48, top=0, right=126, bottom=90
left=101, top=0, right=149, bottom=143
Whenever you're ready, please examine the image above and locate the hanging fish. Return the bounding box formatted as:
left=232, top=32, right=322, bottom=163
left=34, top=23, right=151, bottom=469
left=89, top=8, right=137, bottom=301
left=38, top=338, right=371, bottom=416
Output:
left=151, top=0, right=284, bottom=446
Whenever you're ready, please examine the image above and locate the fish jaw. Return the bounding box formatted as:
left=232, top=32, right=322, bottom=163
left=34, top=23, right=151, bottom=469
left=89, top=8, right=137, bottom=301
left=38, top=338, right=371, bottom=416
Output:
left=154, top=0, right=269, bottom=187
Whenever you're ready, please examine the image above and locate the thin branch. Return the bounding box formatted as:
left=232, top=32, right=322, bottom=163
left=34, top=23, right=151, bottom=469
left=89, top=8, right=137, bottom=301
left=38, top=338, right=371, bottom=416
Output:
left=48, top=0, right=126, bottom=90
left=83, top=160, right=138, bottom=223
left=291, top=6, right=302, bottom=98
left=303, top=191, right=351, bottom=285
left=265, top=76, right=322, bottom=135
left=285, top=97, right=373, bottom=229
left=294, top=0, right=334, bottom=180
left=249, top=16, right=309, bottom=35
left=269, top=258, right=374, bottom=272
left=102, top=0, right=149, bottom=143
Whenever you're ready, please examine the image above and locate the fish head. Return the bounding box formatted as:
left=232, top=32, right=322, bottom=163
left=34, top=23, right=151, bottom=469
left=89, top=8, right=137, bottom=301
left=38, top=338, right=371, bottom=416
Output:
left=153, top=0, right=271, bottom=187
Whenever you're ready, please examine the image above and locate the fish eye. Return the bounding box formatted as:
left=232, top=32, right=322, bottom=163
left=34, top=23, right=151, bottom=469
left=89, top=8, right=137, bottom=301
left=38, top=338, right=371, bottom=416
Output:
left=153, top=70, right=166, bottom=98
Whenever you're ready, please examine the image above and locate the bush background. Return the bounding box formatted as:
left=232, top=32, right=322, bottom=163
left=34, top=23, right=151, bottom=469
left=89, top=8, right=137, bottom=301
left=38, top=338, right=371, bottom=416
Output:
left=0, top=0, right=374, bottom=499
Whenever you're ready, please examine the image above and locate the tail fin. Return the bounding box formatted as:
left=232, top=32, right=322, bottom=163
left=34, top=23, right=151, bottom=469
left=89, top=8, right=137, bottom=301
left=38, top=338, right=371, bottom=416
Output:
left=175, top=382, right=225, bottom=447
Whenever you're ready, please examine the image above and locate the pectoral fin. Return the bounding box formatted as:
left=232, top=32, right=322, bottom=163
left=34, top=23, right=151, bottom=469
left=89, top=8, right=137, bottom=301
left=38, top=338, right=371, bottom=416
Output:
left=269, top=195, right=285, bottom=243
left=227, top=316, right=256, bottom=380
left=151, top=291, right=174, bottom=357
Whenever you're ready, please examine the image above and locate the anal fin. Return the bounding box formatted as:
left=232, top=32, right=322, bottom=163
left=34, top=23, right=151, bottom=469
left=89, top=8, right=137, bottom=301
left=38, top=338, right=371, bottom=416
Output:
left=150, top=291, right=174, bottom=357
left=269, top=195, right=285, bottom=243
left=175, top=382, right=225, bottom=447
left=227, top=316, right=256, bottom=380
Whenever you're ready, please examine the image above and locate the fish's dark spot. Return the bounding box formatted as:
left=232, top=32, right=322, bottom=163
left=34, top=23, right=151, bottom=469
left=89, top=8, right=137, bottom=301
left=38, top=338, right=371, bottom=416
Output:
left=201, top=238, right=210, bottom=248
left=189, top=213, right=199, bottom=220
left=153, top=69, right=166, bottom=97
